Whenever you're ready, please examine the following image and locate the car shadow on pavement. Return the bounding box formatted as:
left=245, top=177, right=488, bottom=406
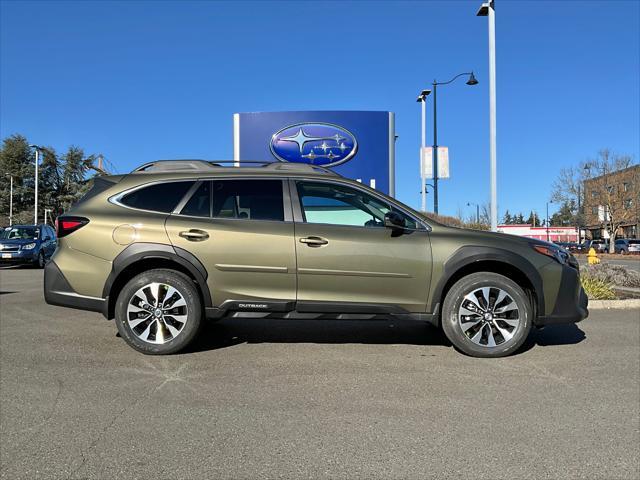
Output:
left=187, top=318, right=586, bottom=355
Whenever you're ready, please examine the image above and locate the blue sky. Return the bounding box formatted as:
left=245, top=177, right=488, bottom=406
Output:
left=1, top=0, right=638, bottom=219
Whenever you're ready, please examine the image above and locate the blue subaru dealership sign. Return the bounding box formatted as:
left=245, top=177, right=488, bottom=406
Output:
left=233, top=111, right=396, bottom=195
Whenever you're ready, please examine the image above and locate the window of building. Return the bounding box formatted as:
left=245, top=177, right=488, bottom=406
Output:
left=591, top=190, right=599, bottom=198
left=119, top=181, right=194, bottom=213
left=623, top=182, right=630, bottom=192
left=606, top=185, right=615, bottom=194
left=591, top=206, right=599, bottom=215
left=624, top=198, right=633, bottom=210
left=211, top=180, right=284, bottom=221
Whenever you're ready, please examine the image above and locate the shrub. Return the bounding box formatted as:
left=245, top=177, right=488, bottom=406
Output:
left=581, top=275, right=616, bottom=300
left=582, top=263, right=640, bottom=288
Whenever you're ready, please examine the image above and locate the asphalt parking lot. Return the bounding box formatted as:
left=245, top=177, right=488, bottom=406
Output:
left=1, top=267, right=639, bottom=480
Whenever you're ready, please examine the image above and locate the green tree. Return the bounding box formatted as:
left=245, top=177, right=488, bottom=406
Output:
left=502, top=210, right=513, bottom=225
left=0, top=134, right=34, bottom=224
left=550, top=200, right=577, bottom=227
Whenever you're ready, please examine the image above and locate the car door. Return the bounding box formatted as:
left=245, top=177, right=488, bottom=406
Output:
left=291, top=179, right=432, bottom=313
left=165, top=178, right=297, bottom=307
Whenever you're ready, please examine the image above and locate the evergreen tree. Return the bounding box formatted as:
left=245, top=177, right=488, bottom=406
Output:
left=502, top=210, right=513, bottom=225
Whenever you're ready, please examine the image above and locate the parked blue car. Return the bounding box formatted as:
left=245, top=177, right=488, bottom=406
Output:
left=0, top=224, right=57, bottom=268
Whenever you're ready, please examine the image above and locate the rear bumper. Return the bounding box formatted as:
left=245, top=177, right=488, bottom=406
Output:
left=44, top=260, right=106, bottom=315
left=536, top=265, right=589, bottom=326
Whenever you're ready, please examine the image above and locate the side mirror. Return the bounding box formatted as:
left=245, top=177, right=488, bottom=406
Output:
left=384, top=211, right=405, bottom=231
left=43, top=236, right=51, bottom=242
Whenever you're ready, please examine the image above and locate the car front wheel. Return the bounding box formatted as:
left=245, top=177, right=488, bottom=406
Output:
left=115, top=269, right=202, bottom=355
left=441, top=272, right=532, bottom=358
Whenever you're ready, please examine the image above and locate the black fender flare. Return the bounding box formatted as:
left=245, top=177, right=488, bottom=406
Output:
left=102, top=243, right=212, bottom=314
left=429, top=245, right=545, bottom=315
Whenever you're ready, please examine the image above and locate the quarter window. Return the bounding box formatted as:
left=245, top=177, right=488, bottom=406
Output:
left=120, top=181, right=194, bottom=213
left=297, top=181, right=418, bottom=229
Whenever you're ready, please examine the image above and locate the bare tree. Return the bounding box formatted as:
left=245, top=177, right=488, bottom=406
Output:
left=552, top=149, right=638, bottom=253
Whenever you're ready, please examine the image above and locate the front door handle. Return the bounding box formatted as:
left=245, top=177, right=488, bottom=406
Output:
left=179, top=229, right=209, bottom=241
left=299, top=236, right=328, bottom=247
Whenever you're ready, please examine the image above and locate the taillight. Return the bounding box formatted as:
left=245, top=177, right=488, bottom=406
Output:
left=56, top=216, right=89, bottom=238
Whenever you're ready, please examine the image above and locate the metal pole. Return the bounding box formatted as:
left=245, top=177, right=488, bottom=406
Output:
left=34, top=148, right=39, bottom=225
left=432, top=82, right=439, bottom=214
left=577, top=184, right=581, bottom=244
left=9, top=175, right=13, bottom=226
left=488, top=0, right=498, bottom=231
left=421, top=98, right=427, bottom=212
left=546, top=202, right=550, bottom=242
left=476, top=204, right=480, bottom=224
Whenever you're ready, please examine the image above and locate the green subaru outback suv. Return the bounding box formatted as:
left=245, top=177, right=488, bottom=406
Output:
left=44, top=160, right=587, bottom=357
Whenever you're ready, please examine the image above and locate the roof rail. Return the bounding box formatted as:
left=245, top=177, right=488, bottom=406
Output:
left=132, top=160, right=217, bottom=173
left=131, top=159, right=340, bottom=176
left=260, top=162, right=340, bottom=176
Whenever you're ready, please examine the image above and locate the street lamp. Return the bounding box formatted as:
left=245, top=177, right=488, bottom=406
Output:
left=4, top=173, right=13, bottom=226
left=477, top=1, right=498, bottom=232
left=431, top=72, right=478, bottom=214
left=467, top=202, right=480, bottom=223
left=546, top=201, right=553, bottom=242
left=29, top=144, right=44, bottom=225
left=417, top=89, right=432, bottom=212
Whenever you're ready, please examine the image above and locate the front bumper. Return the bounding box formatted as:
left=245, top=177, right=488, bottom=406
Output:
left=44, top=260, right=106, bottom=315
left=0, top=249, right=38, bottom=265
left=536, top=264, right=589, bottom=326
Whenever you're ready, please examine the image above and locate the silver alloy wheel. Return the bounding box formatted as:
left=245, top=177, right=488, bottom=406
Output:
left=457, top=287, right=520, bottom=348
left=126, top=282, right=188, bottom=344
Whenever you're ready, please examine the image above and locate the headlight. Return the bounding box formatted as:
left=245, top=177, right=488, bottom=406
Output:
left=22, top=243, right=37, bottom=250
left=531, top=243, right=569, bottom=265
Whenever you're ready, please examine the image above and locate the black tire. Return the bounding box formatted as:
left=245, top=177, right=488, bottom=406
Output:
left=441, top=272, right=532, bottom=358
left=34, top=251, right=45, bottom=269
left=115, top=269, right=202, bottom=355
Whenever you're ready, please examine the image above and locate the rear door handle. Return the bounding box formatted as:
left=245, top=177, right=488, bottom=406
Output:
left=299, top=236, right=328, bottom=247
left=179, top=229, right=209, bottom=241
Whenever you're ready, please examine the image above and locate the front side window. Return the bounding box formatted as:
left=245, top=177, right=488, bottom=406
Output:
left=120, top=181, right=194, bottom=213
left=211, top=180, right=284, bottom=221
left=296, top=181, right=417, bottom=229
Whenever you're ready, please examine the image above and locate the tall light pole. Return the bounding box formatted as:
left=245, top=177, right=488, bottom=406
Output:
left=477, top=1, right=498, bottom=231
left=5, top=174, right=13, bottom=226
left=432, top=72, right=478, bottom=214
left=546, top=201, right=553, bottom=242
left=29, top=145, right=43, bottom=225
left=417, top=89, right=431, bottom=212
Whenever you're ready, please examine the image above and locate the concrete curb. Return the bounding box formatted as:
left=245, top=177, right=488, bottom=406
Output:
left=589, top=299, right=640, bottom=310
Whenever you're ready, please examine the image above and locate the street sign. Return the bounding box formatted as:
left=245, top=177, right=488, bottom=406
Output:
left=420, top=146, right=449, bottom=179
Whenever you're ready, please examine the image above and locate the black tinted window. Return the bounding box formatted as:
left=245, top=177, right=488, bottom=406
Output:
left=212, top=180, right=284, bottom=221
left=121, top=181, right=193, bottom=213
left=181, top=182, right=211, bottom=217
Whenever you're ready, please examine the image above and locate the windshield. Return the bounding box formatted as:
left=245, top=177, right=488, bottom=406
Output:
left=0, top=226, right=39, bottom=240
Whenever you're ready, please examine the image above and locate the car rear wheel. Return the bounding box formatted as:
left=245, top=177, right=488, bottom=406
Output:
left=441, top=272, right=532, bottom=358
left=115, top=269, right=202, bottom=355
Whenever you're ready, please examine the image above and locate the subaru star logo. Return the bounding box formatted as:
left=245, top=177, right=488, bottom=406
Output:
left=270, top=122, right=358, bottom=167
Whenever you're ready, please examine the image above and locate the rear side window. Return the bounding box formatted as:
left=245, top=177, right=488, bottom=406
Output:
left=181, top=181, right=211, bottom=217
left=120, top=181, right=194, bottom=213
left=211, top=180, right=284, bottom=221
